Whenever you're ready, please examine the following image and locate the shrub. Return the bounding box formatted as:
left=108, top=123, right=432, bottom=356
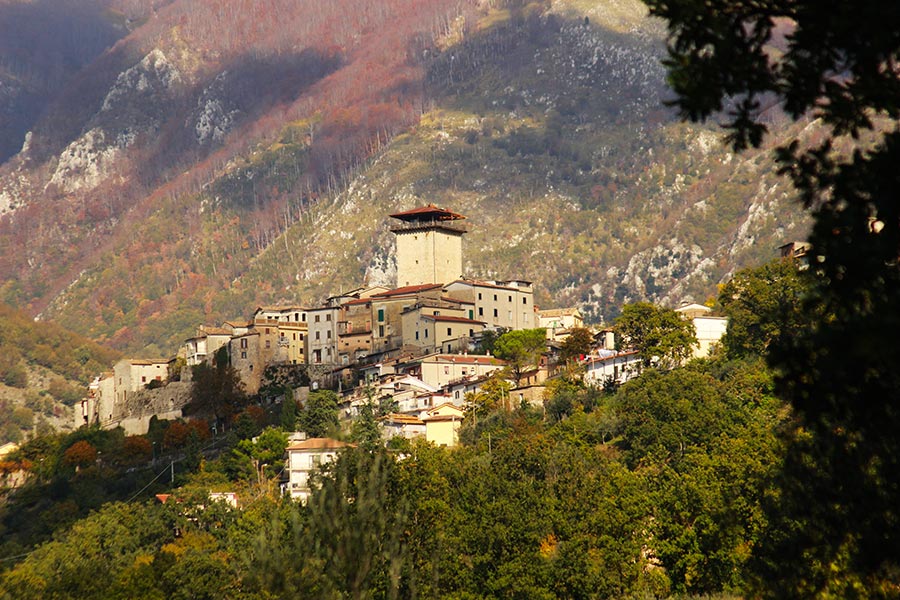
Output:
left=48, top=378, right=84, bottom=406
left=2, top=363, right=28, bottom=388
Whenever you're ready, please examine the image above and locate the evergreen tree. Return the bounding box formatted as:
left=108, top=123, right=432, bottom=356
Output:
left=299, top=390, right=340, bottom=439
left=492, top=328, right=547, bottom=385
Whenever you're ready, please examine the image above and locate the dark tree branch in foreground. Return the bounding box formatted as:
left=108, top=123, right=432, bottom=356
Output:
left=642, top=0, right=900, bottom=595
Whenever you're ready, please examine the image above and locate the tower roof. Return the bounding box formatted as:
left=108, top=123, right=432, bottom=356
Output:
left=389, top=204, right=466, bottom=222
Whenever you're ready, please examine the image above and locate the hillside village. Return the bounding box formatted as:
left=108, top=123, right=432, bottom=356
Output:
left=79, top=204, right=727, bottom=455
left=0, top=0, right=890, bottom=594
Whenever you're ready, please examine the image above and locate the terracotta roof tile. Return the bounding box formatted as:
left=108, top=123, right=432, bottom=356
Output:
left=285, top=438, right=354, bottom=451
left=421, top=315, right=485, bottom=324
left=372, top=284, right=443, bottom=298
left=389, top=205, right=466, bottom=221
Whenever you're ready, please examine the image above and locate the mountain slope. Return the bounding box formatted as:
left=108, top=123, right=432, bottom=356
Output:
left=0, top=303, right=121, bottom=442
left=0, top=0, right=808, bottom=354
left=0, top=0, right=475, bottom=314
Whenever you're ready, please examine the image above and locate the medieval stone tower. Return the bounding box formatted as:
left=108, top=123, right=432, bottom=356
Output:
left=390, top=204, right=466, bottom=286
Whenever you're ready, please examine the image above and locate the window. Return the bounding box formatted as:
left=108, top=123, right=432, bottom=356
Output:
left=302, top=313, right=307, bottom=321
left=425, top=329, right=429, bottom=338
left=311, top=455, right=322, bottom=467
left=447, top=327, right=452, bottom=336
left=469, top=309, right=474, bottom=319
left=478, top=292, right=482, bottom=300
left=295, top=313, right=300, bottom=322
left=266, top=328, right=271, bottom=334
left=241, top=338, right=248, bottom=349
left=377, top=308, right=384, bottom=322
left=508, top=295, right=512, bottom=302
left=508, top=310, right=512, bottom=321
left=141, top=376, right=147, bottom=383
left=478, top=307, right=484, bottom=316
left=315, top=315, right=320, bottom=323
left=327, top=330, right=332, bottom=339
left=493, top=308, right=498, bottom=318
left=241, top=351, right=247, bottom=359
left=293, top=333, right=297, bottom=340
left=326, top=314, right=332, bottom=322
left=469, top=329, right=474, bottom=336
left=315, top=331, right=321, bottom=340
left=265, top=340, right=271, bottom=349
left=523, top=297, right=527, bottom=304
left=416, top=331, right=419, bottom=340
left=444, top=366, right=450, bottom=375
left=379, top=325, right=384, bottom=337
left=493, top=294, right=497, bottom=301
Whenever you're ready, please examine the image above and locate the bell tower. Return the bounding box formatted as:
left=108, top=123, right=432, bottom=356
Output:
left=390, top=204, right=466, bottom=287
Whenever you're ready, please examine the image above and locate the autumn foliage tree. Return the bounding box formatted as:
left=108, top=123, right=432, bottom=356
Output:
left=63, top=440, right=97, bottom=469
left=120, top=436, right=152, bottom=465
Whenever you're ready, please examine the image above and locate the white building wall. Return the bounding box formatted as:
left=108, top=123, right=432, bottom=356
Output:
left=692, top=316, right=728, bottom=358
left=583, top=352, right=643, bottom=386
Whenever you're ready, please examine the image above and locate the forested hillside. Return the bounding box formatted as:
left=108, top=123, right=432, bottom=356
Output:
left=0, top=353, right=786, bottom=599
left=0, top=256, right=806, bottom=594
